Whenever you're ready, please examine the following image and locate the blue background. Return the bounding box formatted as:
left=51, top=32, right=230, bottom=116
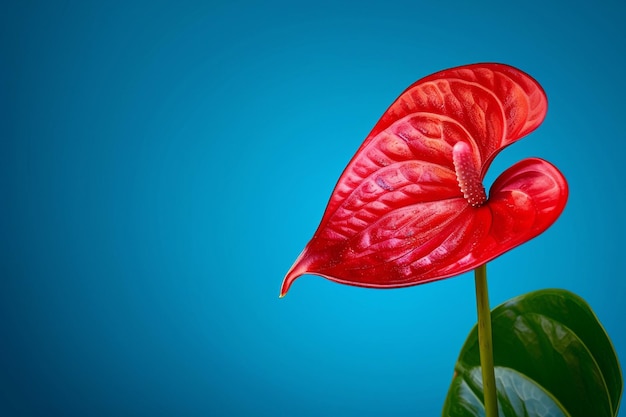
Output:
left=2, top=1, right=625, bottom=416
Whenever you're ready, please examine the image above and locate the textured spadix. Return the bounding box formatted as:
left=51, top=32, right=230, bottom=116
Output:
left=281, top=63, right=568, bottom=296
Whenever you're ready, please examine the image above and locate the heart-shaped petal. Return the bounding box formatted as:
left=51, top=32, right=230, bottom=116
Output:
left=281, top=63, right=567, bottom=296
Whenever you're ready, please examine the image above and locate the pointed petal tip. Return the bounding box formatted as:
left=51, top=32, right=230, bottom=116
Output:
left=280, top=249, right=311, bottom=298
left=279, top=271, right=297, bottom=298
left=279, top=268, right=299, bottom=298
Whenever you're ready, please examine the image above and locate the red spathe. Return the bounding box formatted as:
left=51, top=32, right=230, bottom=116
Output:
left=281, top=63, right=568, bottom=296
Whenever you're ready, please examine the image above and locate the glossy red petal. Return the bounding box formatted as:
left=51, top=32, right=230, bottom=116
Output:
left=281, top=64, right=562, bottom=296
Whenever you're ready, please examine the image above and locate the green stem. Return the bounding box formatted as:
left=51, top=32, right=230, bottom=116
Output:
left=474, top=263, right=498, bottom=417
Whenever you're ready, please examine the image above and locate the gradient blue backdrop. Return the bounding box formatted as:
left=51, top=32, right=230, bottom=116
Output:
left=2, top=1, right=625, bottom=416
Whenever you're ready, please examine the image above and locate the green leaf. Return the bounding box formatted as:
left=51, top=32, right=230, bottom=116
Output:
left=443, top=289, right=623, bottom=417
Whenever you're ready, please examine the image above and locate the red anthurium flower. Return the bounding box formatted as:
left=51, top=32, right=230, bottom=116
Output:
left=281, top=63, right=568, bottom=297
